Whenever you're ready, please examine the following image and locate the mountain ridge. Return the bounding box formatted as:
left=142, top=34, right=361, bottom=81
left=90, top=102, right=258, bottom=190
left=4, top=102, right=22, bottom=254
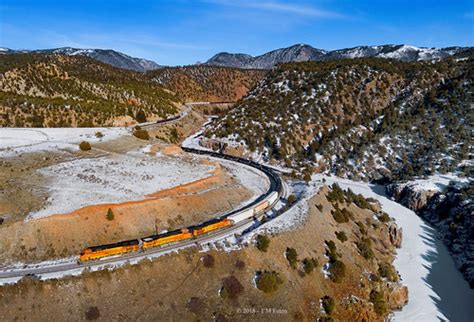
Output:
left=206, top=43, right=472, bottom=69
left=0, top=47, right=161, bottom=72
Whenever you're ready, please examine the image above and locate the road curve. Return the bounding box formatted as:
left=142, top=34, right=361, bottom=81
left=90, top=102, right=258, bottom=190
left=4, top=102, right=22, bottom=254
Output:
left=0, top=108, right=283, bottom=283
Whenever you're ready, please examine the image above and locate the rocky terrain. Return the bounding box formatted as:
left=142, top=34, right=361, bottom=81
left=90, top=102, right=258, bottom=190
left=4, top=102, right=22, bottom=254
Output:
left=0, top=53, right=179, bottom=127
left=387, top=178, right=474, bottom=287
left=0, top=47, right=161, bottom=72
left=147, top=65, right=265, bottom=102
left=206, top=43, right=472, bottom=69
left=202, top=55, right=473, bottom=288
left=205, top=56, right=472, bottom=183
left=0, top=185, right=406, bottom=321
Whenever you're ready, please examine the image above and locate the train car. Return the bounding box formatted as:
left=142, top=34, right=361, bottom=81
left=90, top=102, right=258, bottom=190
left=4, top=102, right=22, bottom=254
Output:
left=267, top=191, right=279, bottom=206
left=253, top=200, right=270, bottom=214
left=141, top=228, right=192, bottom=249
left=79, top=239, right=140, bottom=261
left=191, top=218, right=232, bottom=236
left=228, top=207, right=254, bottom=224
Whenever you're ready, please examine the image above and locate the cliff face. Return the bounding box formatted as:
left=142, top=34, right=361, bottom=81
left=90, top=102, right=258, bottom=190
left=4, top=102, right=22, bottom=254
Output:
left=387, top=180, right=474, bottom=287
left=386, top=183, right=438, bottom=211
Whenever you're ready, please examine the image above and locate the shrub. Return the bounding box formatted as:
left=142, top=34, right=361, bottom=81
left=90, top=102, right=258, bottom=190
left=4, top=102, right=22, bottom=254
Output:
left=256, top=271, right=283, bottom=293
left=331, top=206, right=351, bottom=223
left=321, top=296, right=335, bottom=315
left=369, top=290, right=387, bottom=316
left=135, top=109, right=147, bottom=123
left=85, top=306, right=100, bottom=320
left=318, top=318, right=334, bottom=322
left=79, top=141, right=91, bottom=151
left=357, top=238, right=374, bottom=260
left=95, top=131, right=104, bottom=138
left=303, top=173, right=312, bottom=182
left=256, top=235, right=270, bottom=252
left=316, top=203, right=323, bottom=212
left=325, top=240, right=338, bottom=261
left=303, top=257, right=318, bottom=274
left=356, top=221, right=367, bottom=235
left=287, top=194, right=297, bottom=205
left=133, top=129, right=150, bottom=140
left=346, top=189, right=371, bottom=210
left=285, top=247, right=298, bottom=269
left=327, top=183, right=345, bottom=203
left=378, top=262, right=398, bottom=282
left=202, top=254, right=215, bottom=268
left=106, top=208, right=114, bottom=221
left=377, top=212, right=390, bottom=223
left=329, top=259, right=346, bottom=283
left=169, top=127, right=180, bottom=143
left=235, top=260, right=245, bottom=270
left=186, top=297, right=202, bottom=314
left=220, top=276, right=244, bottom=299
left=335, top=231, right=348, bottom=243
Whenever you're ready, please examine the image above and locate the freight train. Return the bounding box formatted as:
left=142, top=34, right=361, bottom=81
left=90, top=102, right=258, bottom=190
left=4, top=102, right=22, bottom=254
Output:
left=79, top=191, right=279, bottom=261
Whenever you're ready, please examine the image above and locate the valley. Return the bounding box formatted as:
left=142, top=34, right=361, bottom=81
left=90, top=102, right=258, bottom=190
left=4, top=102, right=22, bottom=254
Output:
left=0, top=43, right=473, bottom=321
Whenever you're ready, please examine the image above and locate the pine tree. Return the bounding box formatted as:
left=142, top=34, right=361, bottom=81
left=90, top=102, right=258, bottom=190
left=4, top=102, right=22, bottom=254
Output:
left=106, top=208, right=115, bottom=221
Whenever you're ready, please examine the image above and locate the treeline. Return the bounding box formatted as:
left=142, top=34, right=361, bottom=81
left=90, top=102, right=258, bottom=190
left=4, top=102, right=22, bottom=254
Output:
left=205, top=56, right=472, bottom=182
left=0, top=53, right=179, bottom=127
left=148, top=65, right=265, bottom=102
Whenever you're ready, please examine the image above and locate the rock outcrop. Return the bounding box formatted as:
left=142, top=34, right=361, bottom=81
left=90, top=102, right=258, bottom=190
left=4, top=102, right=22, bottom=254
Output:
left=387, top=284, right=409, bottom=310
left=388, top=223, right=403, bottom=249
left=387, top=180, right=474, bottom=288
left=386, top=183, right=437, bottom=211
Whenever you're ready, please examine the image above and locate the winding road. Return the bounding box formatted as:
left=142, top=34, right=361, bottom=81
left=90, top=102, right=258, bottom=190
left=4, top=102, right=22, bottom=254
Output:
left=0, top=105, right=284, bottom=283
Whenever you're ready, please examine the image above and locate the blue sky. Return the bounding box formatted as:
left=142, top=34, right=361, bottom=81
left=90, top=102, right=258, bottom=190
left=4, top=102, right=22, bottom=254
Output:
left=0, top=0, right=473, bottom=65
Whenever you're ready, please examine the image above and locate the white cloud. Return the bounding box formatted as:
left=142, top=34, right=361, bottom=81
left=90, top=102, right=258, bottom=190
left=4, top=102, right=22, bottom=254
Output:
left=206, top=0, right=343, bottom=18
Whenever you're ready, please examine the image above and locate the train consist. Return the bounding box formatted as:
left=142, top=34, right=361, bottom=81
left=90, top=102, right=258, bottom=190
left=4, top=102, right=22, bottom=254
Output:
left=79, top=186, right=280, bottom=261
left=79, top=145, right=282, bottom=262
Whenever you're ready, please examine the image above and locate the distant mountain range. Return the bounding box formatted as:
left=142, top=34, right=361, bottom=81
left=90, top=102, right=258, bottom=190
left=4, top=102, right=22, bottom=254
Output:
left=1, top=43, right=472, bottom=72
left=0, top=47, right=161, bottom=72
left=205, top=44, right=472, bottom=69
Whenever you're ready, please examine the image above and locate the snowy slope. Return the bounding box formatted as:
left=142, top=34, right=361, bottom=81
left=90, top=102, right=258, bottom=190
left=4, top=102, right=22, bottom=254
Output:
left=0, top=127, right=129, bottom=157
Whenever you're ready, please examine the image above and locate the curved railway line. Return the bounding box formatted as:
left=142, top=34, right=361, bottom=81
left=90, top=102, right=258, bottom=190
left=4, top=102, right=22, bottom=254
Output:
left=0, top=106, right=285, bottom=283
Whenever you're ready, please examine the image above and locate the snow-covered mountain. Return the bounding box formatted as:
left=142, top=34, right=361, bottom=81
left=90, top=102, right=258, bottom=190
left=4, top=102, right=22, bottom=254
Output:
left=207, top=44, right=327, bottom=69
left=206, top=44, right=471, bottom=68
left=0, top=47, right=161, bottom=72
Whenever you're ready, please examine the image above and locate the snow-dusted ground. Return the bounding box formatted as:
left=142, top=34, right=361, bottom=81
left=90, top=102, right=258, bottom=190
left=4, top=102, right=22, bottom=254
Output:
left=28, top=149, right=215, bottom=220
left=219, top=158, right=270, bottom=206
left=0, top=127, right=129, bottom=157
left=316, top=175, right=474, bottom=322
left=181, top=131, right=212, bottom=151
left=400, top=172, right=471, bottom=192
left=244, top=179, right=321, bottom=237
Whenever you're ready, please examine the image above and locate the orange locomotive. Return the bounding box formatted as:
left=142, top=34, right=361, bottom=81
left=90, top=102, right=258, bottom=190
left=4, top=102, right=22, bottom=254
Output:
left=79, top=239, right=140, bottom=261
left=191, top=218, right=232, bottom=236
left=79, top=219, right=233, bottom=261
left=142, top=228, right=192, bottom=249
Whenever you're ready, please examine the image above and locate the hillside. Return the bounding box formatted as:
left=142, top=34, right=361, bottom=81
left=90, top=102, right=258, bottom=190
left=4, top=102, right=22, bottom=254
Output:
left=206, top=43, right=471, bottom=69
left=0, top=53, right=179, bottom=127
left=147, top=65, right=266, bottom=102
left=204, top=57, right=472, bottom=182
left=1, top=47, right=161, bottom=72
left=0, top=185, right=407, bottom=321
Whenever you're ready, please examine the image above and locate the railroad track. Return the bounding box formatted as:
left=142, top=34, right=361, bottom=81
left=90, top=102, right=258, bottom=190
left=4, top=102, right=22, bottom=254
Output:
left=0, top=106, right=284, bottom=283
